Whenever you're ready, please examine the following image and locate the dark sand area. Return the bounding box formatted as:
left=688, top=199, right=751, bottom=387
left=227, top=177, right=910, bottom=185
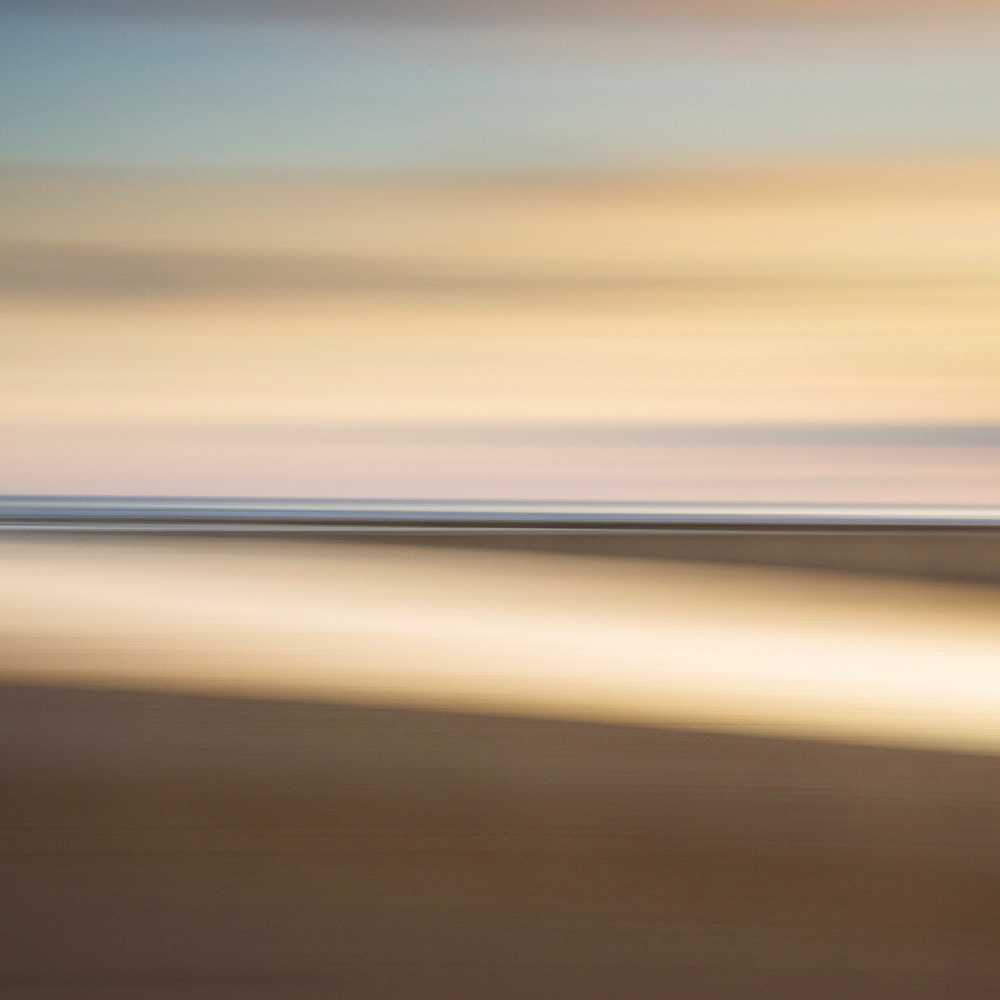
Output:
left=2, top=681, right=999, bottom=998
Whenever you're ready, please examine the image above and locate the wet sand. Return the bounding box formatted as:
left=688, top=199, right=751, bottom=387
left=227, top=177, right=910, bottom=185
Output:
left=3, top=537, right=1000, bottom=996
left=3, top=681, right=1000, bottom=999
left=3, top=536, right=1000, bottom=749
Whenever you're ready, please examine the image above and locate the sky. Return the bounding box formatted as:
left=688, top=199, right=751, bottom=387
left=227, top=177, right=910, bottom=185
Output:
left=3, top=5, right=1000, bottom=502
left=2, top=10, right=999, bottom=170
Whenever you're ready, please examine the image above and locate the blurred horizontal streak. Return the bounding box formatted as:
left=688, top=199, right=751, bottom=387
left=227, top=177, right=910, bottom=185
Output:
left=6, top=421, right=1000, bottom=505
left=14, top=244, right=1000, bottom=298
left=6, top=162, right=1000, bottom=275
left=2, top=535, right=1000, bottom=752
left=4, top=495, right=1000, bottom=526
left=4, top=160, right=1000, bottom=456
left=6, top=495, right=1000, bottom=585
